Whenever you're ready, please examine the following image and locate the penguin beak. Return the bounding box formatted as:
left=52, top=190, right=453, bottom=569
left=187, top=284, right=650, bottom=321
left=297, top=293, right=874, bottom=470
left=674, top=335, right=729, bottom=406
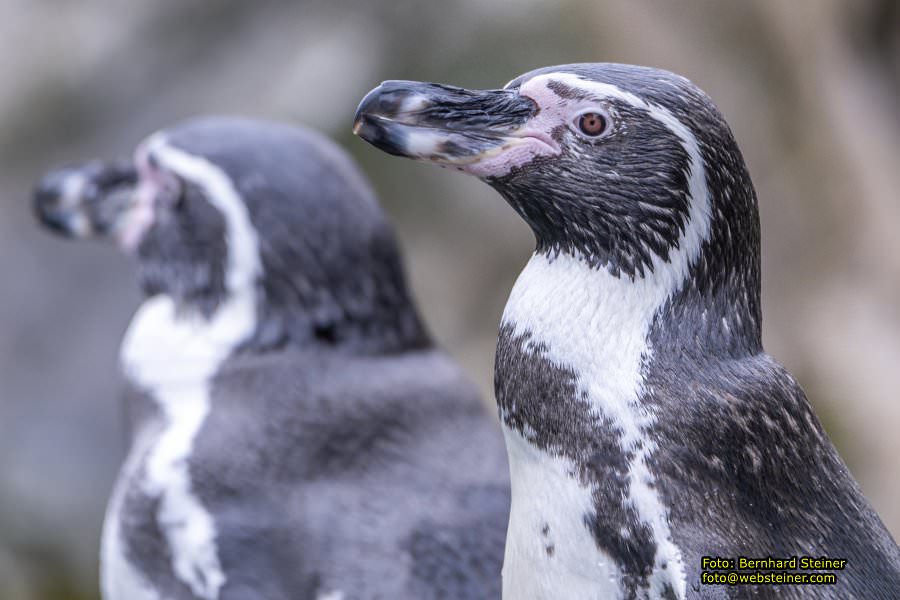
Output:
left=34, top=160, right=137, bottom=239
left=353, top=80, right=558, bottom=176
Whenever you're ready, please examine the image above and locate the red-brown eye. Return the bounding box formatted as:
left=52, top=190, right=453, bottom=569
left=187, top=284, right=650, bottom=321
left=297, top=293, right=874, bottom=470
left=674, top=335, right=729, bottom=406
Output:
left=577, top=112, right=607, bottom=137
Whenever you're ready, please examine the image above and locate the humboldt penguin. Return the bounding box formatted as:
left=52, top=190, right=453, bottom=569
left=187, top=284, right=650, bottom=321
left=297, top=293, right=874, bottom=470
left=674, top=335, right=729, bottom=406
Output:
left=35, top=116, right=509, bottom=600
left=354, top=64, right=900, bottom=599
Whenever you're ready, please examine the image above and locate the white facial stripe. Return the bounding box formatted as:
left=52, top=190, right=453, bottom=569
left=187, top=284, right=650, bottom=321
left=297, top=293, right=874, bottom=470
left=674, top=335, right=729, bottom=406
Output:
left=148, top=135, right=263, bottom=293
left=117, top=135, right=263, bottom=600
left=545, top=71, right=711, bottom=284
left=500, top=75, right=711, bottom=598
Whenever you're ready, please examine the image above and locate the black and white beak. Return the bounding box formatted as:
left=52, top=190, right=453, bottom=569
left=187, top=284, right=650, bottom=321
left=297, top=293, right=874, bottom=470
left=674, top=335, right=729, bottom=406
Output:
left=34, top=159, right=137, bottom=239
left=353, top=80, right=558, bottom=174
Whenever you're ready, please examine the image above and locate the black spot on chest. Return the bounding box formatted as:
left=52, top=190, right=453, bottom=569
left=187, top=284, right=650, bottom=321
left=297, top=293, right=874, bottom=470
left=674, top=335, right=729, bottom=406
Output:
left=495, top=325, right=597, bottom=452
left=541, top=523, right=555, bottom=557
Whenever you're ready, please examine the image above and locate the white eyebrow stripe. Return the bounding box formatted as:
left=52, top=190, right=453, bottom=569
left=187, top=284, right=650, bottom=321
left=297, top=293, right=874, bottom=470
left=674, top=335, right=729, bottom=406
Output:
left=535, top=71, right=712, bottom=282
left=145, top=134, right=263, bottom=293
left=118, top=133, right=263, bottom=600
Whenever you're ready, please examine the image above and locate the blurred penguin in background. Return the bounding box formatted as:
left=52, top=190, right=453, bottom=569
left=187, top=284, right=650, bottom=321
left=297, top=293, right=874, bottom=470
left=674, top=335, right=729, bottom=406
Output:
left=34, top=116, right=510, bottom=600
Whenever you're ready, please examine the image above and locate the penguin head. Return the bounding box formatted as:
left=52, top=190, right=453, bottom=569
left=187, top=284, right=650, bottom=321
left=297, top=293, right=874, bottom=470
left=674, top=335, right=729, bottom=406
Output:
left=355, top=64, right=763, bottom=353
left=355, top=64, right=759, bottom=282
left=36, top=116, right=428, bottom=351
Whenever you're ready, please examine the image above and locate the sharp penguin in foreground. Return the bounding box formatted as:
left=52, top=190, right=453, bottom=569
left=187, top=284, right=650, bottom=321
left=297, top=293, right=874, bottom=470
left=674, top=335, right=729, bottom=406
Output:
left=35, top=116, right=509, bottom=600
left=354, top=64, right=900, bottom=599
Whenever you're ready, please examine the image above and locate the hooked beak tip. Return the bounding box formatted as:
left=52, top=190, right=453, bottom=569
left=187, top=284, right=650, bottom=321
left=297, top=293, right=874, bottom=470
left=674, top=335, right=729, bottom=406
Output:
left=33, top=160, right=138, bottom=240
left=354, top=81, right=537, bottom=164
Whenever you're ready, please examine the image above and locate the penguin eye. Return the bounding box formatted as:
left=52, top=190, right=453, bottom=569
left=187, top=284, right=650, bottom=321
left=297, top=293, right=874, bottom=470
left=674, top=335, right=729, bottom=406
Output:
left=575, top=112, right=607, bottom=137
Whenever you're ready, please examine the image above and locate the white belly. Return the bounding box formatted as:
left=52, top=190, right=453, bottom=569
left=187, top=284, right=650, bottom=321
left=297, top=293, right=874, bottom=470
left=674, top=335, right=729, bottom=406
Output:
left=499, top=251, right=691, bottom=599
left=501, top=427, right=622, bottom=600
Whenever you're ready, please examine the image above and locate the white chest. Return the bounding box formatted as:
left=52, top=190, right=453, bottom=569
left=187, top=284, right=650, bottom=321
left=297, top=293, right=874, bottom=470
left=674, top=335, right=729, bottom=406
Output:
left=104, top=294, right=256, bottom=600
left=499, top=253, right=687, bottom=599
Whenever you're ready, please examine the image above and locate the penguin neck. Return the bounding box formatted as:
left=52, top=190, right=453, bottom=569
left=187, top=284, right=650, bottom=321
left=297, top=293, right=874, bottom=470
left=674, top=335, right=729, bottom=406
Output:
left=496, top=242, right=764, bottom=514
left=121, top=287, right=257, bottom=391
left=250, top=228, right=432, bottom=354
left=252, top=278, right=432, bottom=355
left=497, top=248, right=678, bottom=455
left=126, top=131, right=265, bottom=380
left=651, top=215, right=764, bottom=360
left=133, top=256, right=432, bottom=357
left=500, top=248, right=678, bottom=397
left=499, top=238, right=761, bottom=402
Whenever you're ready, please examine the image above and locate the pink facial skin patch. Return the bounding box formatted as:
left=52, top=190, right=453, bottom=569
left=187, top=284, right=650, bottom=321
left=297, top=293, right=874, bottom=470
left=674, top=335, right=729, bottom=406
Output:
left=460, top=75, right=585, bottom=179
left=116, top=136, right=164, bottom=253
left=462, top=128, right=560, bottom=178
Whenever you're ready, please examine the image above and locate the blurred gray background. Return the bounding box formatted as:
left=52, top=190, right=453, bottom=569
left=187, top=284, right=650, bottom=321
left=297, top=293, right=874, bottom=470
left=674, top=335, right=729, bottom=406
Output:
left=1, top=0, right=898, bottom=597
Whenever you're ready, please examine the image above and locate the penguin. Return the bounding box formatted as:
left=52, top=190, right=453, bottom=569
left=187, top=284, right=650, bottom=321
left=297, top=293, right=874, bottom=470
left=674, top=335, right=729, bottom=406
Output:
left=34, top=116, right=510, bottom=600
left=353, top=64, right=900, bottom=599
